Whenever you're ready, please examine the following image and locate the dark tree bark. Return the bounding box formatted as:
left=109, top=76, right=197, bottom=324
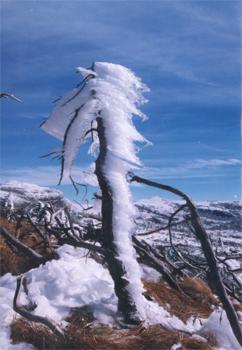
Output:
left=131, top=175, right=242, bottom=346
left=95, top=117, right=139, bottom=324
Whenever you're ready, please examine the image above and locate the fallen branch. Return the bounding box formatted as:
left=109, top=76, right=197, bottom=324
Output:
left=26, top=214, right=46, bottom=241
left=0, top=226, right=47, bottom=265
left=13, top=275, right=64, bottom=338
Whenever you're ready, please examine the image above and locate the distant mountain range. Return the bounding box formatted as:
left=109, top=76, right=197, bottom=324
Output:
left=0, top=181, right=240, bottom=251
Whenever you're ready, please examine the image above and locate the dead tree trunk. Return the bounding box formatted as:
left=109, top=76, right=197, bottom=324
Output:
left=95, top=117, right=139, bottom=324
left=131, top=175, right=242, bottom=346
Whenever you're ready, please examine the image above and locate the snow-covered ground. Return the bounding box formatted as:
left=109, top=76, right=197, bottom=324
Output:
left=0, top=245, right=240, bottom=350
left=0, top=182, right=241, bottom=349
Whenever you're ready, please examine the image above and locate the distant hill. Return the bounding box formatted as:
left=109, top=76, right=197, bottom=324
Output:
left=0, top=181, right=240, bottom=251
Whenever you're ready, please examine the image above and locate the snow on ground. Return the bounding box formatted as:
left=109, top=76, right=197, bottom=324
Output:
left=0, top=274, right=35, bottom=350
left=136, top=196, right=179, bottom=214
left=0, top=183, right=241, bottom=349
left=0, top=244, right=196, bottom=349
left=140, top=264, right=161, bottom=282
left=25, top=245, right=117, bottom=324
left=198, top=309, right=241, bottom=350
left=0, top=244, right=240, bottom=349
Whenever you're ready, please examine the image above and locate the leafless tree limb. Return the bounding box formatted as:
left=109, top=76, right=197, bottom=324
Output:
left=0, top=92, right=22, bottom=102
left=132, top=235, right=182, bottom=291
left=84, top=127, right=98, bottom=138
left=13, top=275, right=64, bottom=338
left=0, top=226, right=47, bottom=265
left=130, top=175, right=242, bottom=346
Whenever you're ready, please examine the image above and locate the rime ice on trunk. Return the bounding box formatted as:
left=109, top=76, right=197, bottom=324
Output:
left=41, top=62, right=151, bottom=323
left=95, top=117, right=138, bottom=322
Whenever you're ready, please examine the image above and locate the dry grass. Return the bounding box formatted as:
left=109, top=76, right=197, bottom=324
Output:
left=11, top=317, right=217, bottom=350
left=11, top=291, right=218, bottom=350
left=180, top=277, right=218, bottom=306
left=3, top=215, right=219, bottom=349
left=234, top=303, right=242, bottom=312
left=11, top=318, right=61, bottom=350
left=0, top=217, right=56, bottom=275
left=143, top=278, right=217, bottom=322
left=65, top=306, right=95, bottom=327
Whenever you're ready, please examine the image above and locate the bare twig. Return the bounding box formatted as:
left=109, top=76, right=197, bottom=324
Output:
left=61, top=74, right=95, bottom=107
left=84, top=128, right=98, bottom=138
left=26, top=214, right=46, bottom=241
left=0, top=92, right=22, bottom=102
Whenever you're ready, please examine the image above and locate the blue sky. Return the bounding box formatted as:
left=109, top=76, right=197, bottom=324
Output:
left=0, top=0, right=241, bottom=201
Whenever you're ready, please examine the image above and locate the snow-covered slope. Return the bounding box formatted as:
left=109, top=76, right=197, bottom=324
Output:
left=0, top=181, right=85, bottom=223
left=0, top=181, right=70, bottom=210
left=1, top=245, right=240, bottom=350
left=135, top=196, right=241, bottom=250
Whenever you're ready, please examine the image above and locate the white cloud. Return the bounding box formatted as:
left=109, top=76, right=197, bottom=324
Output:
left=1, top=158, right=240, bottom=186
left=0, top=165, right=98, bottom=187
left=188, top=158, right=241, bottom=168
left=138, top=158, right=241, bottom=180
left=2, top=0, right=239, bottom=104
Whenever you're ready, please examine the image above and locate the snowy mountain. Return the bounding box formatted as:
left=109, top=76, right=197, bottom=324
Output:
left=0, top=181, right=72, bottom=211
left=135, top=196, right=241, bottom=250
left=1, top=182, right=240, bottom=250
left=0, top=181, right=87, bottom=223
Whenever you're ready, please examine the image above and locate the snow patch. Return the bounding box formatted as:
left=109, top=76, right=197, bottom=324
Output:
left=198, top=309, right=241, bottom=350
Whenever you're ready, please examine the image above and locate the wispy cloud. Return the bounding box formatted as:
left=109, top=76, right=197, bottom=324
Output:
left=187, top=158, right=241, bottom=168
left=1, top=1, right=240, bottom=201
left=138, top=158, right=241, bottom=180
left=0, top=165, right=98, bottom=187
left=1, top=158, right=239, bottom=186
left=2, top=0, right=239, bottom=109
